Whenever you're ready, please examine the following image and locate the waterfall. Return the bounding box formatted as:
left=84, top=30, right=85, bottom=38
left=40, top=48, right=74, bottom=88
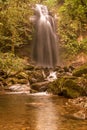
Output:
left=31, top=4, right=58, bottom=68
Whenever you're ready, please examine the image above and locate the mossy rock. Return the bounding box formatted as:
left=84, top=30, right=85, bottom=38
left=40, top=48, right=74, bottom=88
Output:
left=17, top=79, right=28, bottom=84
left=6, top=77, right=19, bottom=86
left=62, top=88, right=80, bottom=98
left=47, top=79, right=62, bottom=95
left=6, top=77, right=28, bottom=87
left=73, top=64, right=87, bottom=77
left=28, top=70, right=44, bottom=83
left=47, top=76, right=86, bottom=98
left=24, top=64, right=35, bottom=70
left=16, top=72, right=28, bottom=79
left=30, top=89, right=38, bottom=93
left=63, top=66, right=69, bottom=72
left=0, top=77, right=4, bottom=81
left=61, top=79, right=82, bottom=98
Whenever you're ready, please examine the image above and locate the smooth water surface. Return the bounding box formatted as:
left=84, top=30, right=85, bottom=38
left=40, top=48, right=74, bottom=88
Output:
left=0, top=94, right=87, bottom=130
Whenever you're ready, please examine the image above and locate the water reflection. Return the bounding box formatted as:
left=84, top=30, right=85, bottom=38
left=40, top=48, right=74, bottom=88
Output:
left=0, top=94, right=87, bottom=130
left=35, top=97, right=59, bottom=130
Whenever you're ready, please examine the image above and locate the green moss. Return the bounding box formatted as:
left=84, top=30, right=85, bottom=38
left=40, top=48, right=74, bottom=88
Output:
left=62, top=79, right=80, bottom=90
left=6, top=77, right=19, bottom=86
left=16, top=72, right=28, bottom=79
left=61, top=79, right=81, bottom=98
left=62, top=88, right=80, bottom=98
left=73, top=65, right=87, bottom=77
left=47, top=76, right=86, bottom=98
left=47, top=80, right=61, bottom=94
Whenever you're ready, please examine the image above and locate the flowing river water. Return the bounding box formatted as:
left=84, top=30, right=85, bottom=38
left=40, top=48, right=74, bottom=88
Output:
left=0, top=93, right=87, bottom=130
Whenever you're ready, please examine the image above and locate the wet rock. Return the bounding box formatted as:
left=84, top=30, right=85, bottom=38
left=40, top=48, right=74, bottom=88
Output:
left=31, top=81, right=49, bottom=92
left=67, top=97, right=87, bottom=120
left=68, top=97, right=87, bottom=109
left=30, top=89, right=38, bottom=93
left=9, top=83, right=30, bottom=93
left=73, top=110, right=86, bottom=120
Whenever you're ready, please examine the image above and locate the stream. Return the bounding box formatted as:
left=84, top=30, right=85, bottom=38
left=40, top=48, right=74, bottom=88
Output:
left=0, top=93, right=87, bottom=130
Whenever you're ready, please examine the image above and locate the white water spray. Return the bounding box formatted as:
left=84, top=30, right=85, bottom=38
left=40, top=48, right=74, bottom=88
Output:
left=46, top=71, right=57, bottom=82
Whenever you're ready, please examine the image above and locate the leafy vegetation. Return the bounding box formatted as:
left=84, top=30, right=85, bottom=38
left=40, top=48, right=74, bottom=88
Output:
left=0, top=0, right=33, bottom=52
left=58, top=0, right=87, bottom=59
left=0, top=52, right=25, bottom=75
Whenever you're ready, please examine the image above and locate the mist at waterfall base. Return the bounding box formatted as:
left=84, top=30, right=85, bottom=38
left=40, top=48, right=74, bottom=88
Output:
left=30, top=4, right=58, bottom=68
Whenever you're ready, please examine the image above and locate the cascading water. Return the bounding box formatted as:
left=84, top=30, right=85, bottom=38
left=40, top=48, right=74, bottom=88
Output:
left=31, top=4, right=58, bottom=68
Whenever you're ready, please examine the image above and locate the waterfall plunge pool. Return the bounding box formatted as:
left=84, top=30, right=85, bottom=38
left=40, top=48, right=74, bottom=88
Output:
left=0, top=94, right=87, bottom=130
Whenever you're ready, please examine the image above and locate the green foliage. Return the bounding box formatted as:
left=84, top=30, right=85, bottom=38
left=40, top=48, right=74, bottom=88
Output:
left=42, top=0, right=57, bottom=8
left=0, top=0, right=33, bottom=52
left=0, top=52, right=25, bottom=74
left=58, top=0, right=87, bottom=58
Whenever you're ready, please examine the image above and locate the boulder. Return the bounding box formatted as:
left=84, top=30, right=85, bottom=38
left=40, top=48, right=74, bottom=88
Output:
left=47, top=76, right=87, bottom=98
left=8, top=83, right=30, bottom=93
left=31, top=81, right=49, bottom=92
left=28, top=70, right=45, bottom=84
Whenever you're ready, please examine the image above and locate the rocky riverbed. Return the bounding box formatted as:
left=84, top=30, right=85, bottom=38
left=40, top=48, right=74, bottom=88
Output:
left=65, top=96, right=87, bottom=120
left=0, top=63, right=87, bottom=99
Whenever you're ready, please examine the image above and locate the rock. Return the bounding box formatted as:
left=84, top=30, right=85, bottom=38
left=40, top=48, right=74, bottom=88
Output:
left=47, top=79, right=61, bottom=95
left=63, top=66, right=70, bottom=72
left=9, top=83, right=30, bottom=93
left=31, top=81, right=49, bottom=91
left=28, top=70, right=44, bottom=84
left=30, top=89, right=38, bottom=93
left=6, top=77, right=28, bottom=87
left=66, top=97, right=87, bottom=120
left=47, top=76, right=86, bottom=98
left=16, top=72, right=28, bottom=79
left=68, top=97, right=87, bottom=109
left=17, top=79, right=28, bottom=84
left=61, top=78, right=82, bottom=98
left=6, top=77, right=19, bottom=86
left=29, top=77, right=37, bottom=84
left=73, top=110, right=86, bottom=120
left=24, top=64, right=35, bottom=71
